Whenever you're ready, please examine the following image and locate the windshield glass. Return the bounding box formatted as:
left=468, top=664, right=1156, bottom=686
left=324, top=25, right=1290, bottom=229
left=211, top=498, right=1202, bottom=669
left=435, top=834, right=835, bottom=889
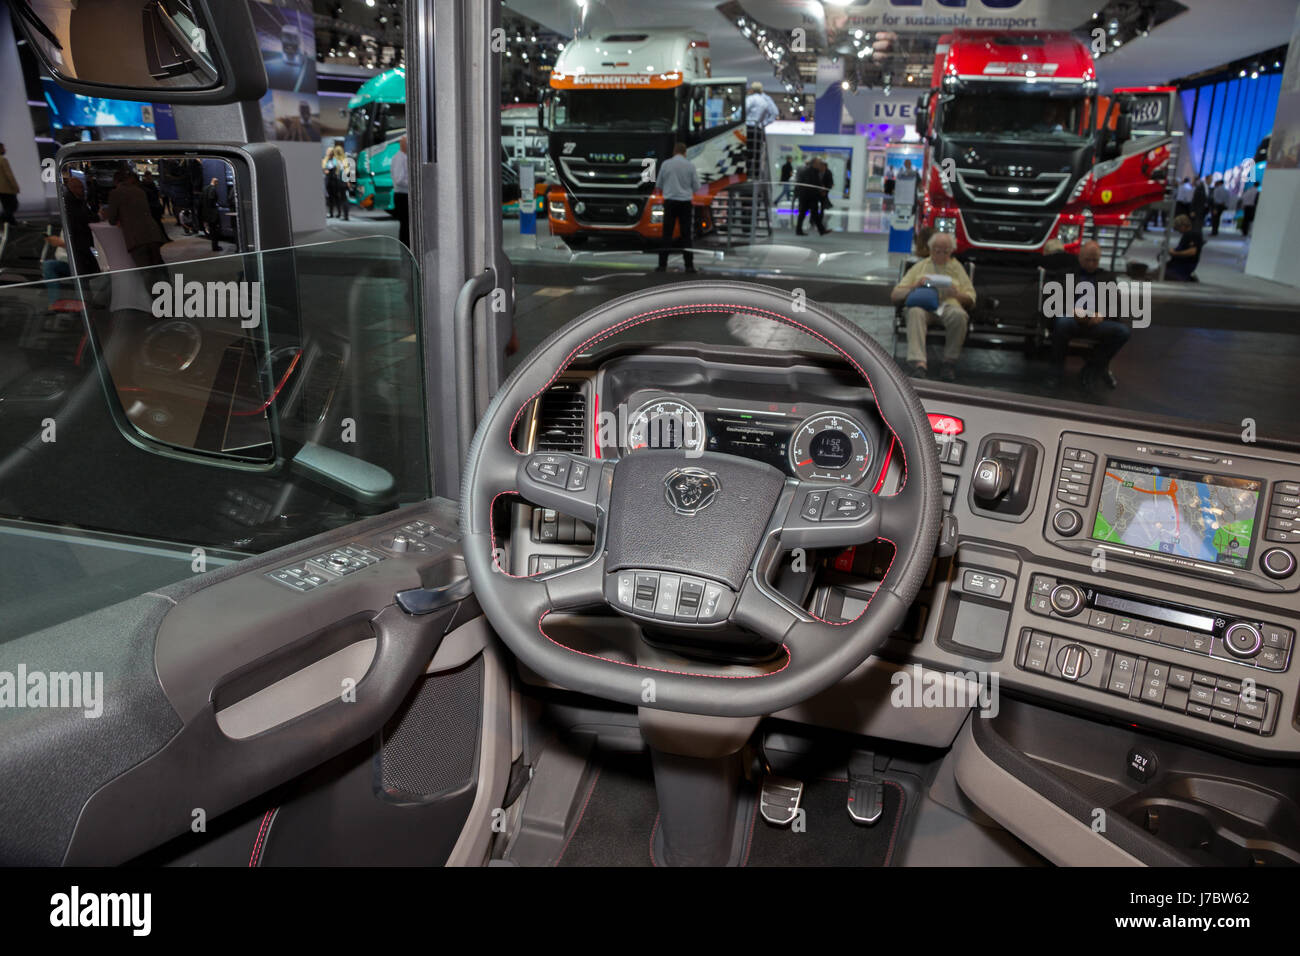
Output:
left=940, top=93, right=1089, bottom=139
left=551, top=89, right=678, bottom=131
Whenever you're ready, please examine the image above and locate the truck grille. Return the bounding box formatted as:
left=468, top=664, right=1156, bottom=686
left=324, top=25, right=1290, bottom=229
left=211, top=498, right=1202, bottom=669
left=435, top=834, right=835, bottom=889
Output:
left=572, top=197, right=645, bottom=226
left=957, top=169, right=1069, bottom=205
left=963, top=211, right=1057, bottom=247
left=559, top=157, right=646, bottom=190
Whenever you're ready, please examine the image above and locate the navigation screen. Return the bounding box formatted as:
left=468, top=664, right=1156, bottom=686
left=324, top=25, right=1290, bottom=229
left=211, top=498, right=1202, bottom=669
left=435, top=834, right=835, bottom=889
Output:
left=1092, top=460, right=1262, bottom=568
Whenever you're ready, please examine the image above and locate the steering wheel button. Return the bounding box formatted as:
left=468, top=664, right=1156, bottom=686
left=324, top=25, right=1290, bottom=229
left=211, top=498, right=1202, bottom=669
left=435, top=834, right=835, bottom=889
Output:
left=616, top=573, right=636, bottom=607
left=634, top=573, right=659, bottom=612
left=801, top=491, right=827, bottom=521
left=654, top=575, right=681, bottom=618
left=677, top=580, right=704, bottom=619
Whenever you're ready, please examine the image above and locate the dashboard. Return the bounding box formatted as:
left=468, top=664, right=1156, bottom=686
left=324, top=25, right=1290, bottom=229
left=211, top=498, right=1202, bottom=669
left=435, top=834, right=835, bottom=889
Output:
left=596, top=353, right=892, bottom=489
left=513, top=346, right=1300, bottom=762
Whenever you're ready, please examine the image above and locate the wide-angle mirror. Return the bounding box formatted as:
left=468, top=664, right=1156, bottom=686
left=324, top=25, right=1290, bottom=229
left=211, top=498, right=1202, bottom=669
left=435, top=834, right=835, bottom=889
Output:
left=6, top=0, right=266, bottom=103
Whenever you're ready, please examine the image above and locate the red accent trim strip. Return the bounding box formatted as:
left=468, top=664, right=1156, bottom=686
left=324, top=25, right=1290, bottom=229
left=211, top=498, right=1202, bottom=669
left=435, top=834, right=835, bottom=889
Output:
left=232, top=349, right=302, bottom=417
left=872, top=437, right=895, bottom=494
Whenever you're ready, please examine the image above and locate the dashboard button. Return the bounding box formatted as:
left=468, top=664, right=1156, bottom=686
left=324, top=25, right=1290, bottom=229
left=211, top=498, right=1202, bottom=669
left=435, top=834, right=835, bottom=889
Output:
left=1185, top=633, right=1213, bottom=655
left=1262, top=625, right=1293, bottom=650
left=801, top=491, right=827, bottom=521
left=1186, top=702, right=1212, bottom=718
left=1168, top=666, right=1193, bottom=689
left=1108, top=654, right=1137, bottom=695
left=1234, top=715, right=1263, bottom=733
left=1188, top=684, right=1215, bottom=707
left=1256, top=646, right=1287, bottom=670
left=1032, top=576, right=1055, bottom=595
left=1088, top=609, right=1113, bottom=630
left=1028, top=594, right=1051, bottom=615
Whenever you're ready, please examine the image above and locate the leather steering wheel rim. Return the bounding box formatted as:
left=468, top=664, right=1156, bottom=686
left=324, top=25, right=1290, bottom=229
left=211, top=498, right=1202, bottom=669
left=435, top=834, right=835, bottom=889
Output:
left=460, top=281, right=943, bottom=717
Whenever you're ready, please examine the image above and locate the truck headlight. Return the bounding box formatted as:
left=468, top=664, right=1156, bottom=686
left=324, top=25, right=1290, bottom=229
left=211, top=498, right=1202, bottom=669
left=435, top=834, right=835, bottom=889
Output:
left=1058, top=223, right=1081, bottom=243
left=650, top=204, right=664, bottom=223
left=549, top=201, right=566, bottom=221
left=935, top=217, right=957, bottom=233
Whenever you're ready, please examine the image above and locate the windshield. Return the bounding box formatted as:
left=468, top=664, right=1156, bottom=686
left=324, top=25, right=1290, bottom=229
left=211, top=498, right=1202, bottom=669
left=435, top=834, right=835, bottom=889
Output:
left=940, top=93, right=1089, bottom=140
left=550, top=89, right=678, bottom=131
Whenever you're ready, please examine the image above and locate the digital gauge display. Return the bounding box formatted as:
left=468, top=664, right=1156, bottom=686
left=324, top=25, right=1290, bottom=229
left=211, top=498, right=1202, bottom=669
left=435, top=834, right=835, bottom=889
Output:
left=624, top=398, right=705, bottom=455
left=788, top=412, right=872, bottom=483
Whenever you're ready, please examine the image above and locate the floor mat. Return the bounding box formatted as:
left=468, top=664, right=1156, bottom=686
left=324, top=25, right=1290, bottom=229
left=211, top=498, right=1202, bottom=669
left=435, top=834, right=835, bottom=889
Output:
left=554, top=752, right=657, bottom=867
left=554, top=755, right=906, bottom=867
left=743, top=777, right=906, bottom=868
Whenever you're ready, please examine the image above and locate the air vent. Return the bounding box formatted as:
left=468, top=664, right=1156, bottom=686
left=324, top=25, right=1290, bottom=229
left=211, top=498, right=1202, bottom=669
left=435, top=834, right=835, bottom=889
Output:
left=533, top=382, right=587, bottom=454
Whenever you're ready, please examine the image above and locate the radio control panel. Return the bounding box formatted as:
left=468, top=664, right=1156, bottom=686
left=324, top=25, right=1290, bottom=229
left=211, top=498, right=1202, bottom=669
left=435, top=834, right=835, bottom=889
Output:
left=1026, top=574, right=1292, bottom=673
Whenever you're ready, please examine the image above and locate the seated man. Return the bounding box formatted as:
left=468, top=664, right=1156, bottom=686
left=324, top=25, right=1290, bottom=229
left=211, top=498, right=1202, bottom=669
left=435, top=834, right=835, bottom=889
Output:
left=890, top=231, right=975, bottom=381
left=1046, top=240, right=1131, bottom=391
left=1166, top=214, right=1204, bottom=282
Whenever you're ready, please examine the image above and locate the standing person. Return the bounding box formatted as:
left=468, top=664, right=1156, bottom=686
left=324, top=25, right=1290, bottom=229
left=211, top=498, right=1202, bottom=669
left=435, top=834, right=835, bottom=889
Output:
left=103, top=169, right=166, bottom=267
left=773, top=156, right=794, bottom=207
left=795, top=157, right=828, bottom=236
left=743, top=81, right=779, bottom=179
left=60, top=176, right=98, bottom=274
left=1240, top=181, right=1259, bottom=237
left=1190, top=175, right=1208, bottom=229
left=199, top=177, right=223, bottom=252
left=323, top=145, right=351, bottom=220
left=818, top=159, right=835, bottom=232
left=0, top=143, right=18, bottom=226
left=1174, top=176, right=1194, bottom=218
left=390, top=135, right=410, bottom=249
left=890, top=231, right=974, bottom=381
left=653, top=142, right=700, bottom=273
left=1210, top=179, right=1229, bottom=236
left=139, top=171, right=169, bottom=241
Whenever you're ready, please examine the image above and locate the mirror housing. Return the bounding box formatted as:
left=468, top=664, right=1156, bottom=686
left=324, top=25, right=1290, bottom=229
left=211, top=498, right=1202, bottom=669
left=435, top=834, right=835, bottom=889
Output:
left=56, top=143, right=294, bottom=469
left=7, top=0, right=267, bottom=104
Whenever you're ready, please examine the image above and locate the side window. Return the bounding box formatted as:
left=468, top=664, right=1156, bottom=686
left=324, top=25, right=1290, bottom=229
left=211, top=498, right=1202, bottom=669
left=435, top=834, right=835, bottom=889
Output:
left=0, top=233, right=427, bottom=640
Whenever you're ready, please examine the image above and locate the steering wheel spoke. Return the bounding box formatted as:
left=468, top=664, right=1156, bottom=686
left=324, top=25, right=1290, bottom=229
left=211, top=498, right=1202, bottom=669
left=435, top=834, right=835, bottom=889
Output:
left=515, top=452, right=605, bottom=526
left=544, top=549, right=608, bottom=611
left=774, top=479, right=887, bottom=551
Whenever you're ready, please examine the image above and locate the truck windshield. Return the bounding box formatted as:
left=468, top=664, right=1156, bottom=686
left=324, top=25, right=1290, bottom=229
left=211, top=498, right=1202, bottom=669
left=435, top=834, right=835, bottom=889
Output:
left=940, top=93, right=1088, bottom=140
left=551, top=89, right=677, bottom=131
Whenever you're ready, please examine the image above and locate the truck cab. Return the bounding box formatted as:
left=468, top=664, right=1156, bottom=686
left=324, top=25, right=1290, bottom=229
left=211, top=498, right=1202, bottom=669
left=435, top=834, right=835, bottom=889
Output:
left=918, top=31, right=1109, bottom=255
left=542, top=29, right=746, bottom=242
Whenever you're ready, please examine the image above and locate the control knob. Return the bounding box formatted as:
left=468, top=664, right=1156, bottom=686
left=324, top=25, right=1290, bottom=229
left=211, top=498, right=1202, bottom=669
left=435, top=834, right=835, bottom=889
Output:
left=1052, top=508, right=1082, bottom=536
left=1049, top=583, right=1086, bottom=617
left=390, top=534, right=412, bottom=553
left=1222, top=621, right=1263, bottom=659
left=1261, top=548, right=1296, bottom=580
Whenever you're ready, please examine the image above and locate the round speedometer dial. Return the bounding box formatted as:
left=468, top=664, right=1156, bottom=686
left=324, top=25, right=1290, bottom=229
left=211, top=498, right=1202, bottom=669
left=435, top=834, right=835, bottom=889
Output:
left=624, top=398, right=704, bottom=455
left=788, top=412, right=872, bottom=483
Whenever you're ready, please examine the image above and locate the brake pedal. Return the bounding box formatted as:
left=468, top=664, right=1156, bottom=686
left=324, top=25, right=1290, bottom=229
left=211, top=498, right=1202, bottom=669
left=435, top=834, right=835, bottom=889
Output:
left=759, top=775, right=805, bottom=826
left=847, top=751, right=888, bottom=825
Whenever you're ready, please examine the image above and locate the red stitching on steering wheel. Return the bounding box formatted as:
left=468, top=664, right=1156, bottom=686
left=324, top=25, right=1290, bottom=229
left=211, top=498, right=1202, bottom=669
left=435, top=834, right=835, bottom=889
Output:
left=489, top=298, right=925, bottom=681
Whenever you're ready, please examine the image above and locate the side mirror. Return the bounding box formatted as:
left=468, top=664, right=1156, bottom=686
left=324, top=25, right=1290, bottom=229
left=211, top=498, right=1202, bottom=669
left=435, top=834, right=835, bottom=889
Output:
left=7, top=0, right=266, bottom=104
left=57, top=144, right=293, bottom=467
left=1115, top=113, right=1134, bottom=147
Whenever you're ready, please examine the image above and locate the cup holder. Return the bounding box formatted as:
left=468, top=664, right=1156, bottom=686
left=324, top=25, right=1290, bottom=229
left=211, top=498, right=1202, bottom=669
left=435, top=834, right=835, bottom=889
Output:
left=1115, top=776, right=1300, bottom=867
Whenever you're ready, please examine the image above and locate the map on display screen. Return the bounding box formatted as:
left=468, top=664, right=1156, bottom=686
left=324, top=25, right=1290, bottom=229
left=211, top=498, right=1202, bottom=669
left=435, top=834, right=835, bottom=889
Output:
left=1092, top=460, right=1261, bottom=568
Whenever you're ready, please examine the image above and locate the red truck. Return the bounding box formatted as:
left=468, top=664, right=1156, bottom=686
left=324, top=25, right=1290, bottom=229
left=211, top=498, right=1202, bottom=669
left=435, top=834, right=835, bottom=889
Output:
left=916, top=30, right=1168, bottom=256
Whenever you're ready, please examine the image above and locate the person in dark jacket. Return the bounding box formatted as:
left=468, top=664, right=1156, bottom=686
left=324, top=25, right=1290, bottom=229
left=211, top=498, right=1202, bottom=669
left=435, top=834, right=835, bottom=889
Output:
left=818, top=161, right=835, bottom=232
left=795, top=158, right=828, bottom=236
left=199, top=177, right=223, bottom=252
left=139, top=172, right=169, bottom=241
left=103, top=170, right=165, bottom=267
left=1190, top=176, right=1208, bottom=227
left=60, top=175, right=98, bottom=274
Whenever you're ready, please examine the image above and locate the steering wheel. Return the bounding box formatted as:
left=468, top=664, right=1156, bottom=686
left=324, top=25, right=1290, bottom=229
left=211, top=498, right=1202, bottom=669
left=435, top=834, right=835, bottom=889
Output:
left=461, top=281, right=942, bottom=717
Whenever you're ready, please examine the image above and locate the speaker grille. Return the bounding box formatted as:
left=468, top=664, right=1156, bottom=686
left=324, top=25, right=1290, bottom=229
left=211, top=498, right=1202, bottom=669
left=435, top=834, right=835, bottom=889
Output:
left=379, top=656, right=483, bottom=802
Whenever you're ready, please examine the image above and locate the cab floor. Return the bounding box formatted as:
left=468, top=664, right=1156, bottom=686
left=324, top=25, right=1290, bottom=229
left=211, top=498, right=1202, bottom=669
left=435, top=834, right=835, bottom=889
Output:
left=552, top=751, right=909, bottom=868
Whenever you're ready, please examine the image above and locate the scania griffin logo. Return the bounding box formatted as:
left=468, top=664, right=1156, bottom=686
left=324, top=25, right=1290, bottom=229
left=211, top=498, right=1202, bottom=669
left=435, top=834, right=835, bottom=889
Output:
left=663, top=468, right=721, bottom=515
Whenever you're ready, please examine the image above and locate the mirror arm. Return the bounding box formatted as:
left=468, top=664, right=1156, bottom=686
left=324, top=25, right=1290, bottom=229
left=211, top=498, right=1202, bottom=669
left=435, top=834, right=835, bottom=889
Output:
left=290, top=442, right=397, bottom=512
